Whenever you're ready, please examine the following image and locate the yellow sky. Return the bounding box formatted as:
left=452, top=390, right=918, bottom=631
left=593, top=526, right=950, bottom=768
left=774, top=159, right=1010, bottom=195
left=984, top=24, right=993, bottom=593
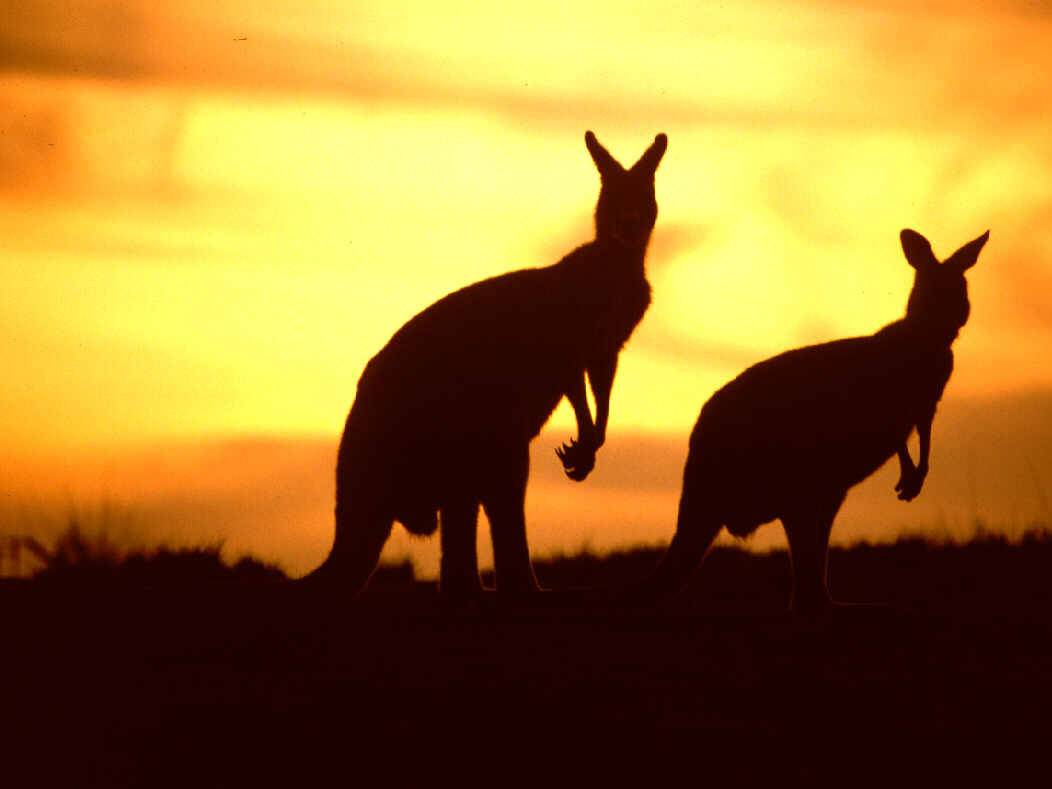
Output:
left=3, top=1, right=1052, bottom=572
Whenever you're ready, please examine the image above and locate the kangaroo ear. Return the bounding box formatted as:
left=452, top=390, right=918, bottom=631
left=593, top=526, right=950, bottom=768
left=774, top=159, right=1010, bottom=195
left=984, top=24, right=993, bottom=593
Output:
left=944, top=230, right=990, bottom=273
left=585, top=131, right=621, bottom=178
left=900, top=229, right=938, bottom=270
left=631, top=133, right=668, bottom=175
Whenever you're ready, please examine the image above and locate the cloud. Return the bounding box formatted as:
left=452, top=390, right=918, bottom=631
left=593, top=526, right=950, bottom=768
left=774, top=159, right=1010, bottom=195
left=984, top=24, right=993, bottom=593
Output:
left=983, top=244, right=1052, bottom=335
left=4, top=1, right=1050, bottom=135
left=635, top=329, right=765, bottom=371
left=0, top=92, right=72, bottom=192
left=647, top=223, right=710, bottom=269
left=0, top=2, right=152, bottom=81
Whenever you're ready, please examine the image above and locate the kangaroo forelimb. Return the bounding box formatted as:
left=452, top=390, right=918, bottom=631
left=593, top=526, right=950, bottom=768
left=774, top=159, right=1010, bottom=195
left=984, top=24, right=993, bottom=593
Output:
left=587, top=352, right=618, bottom=448
left=894, top=417, right=932, bottom=502
left=558, top=371, right=598, bottom=481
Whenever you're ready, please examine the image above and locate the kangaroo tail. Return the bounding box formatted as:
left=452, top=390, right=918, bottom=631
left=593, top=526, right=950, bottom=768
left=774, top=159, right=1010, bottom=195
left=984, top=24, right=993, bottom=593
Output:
left=631, top=482, right=722, bottom=604
left=486, top=482, right=721, bottom=610
left=296, top=497, right=393, bottom=596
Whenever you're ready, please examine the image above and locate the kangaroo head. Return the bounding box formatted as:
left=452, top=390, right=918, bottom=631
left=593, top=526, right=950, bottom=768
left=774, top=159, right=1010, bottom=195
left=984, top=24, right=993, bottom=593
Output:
left=586, top=131, right=667, bottom=250
left=901, top=228, right=989, bottom=342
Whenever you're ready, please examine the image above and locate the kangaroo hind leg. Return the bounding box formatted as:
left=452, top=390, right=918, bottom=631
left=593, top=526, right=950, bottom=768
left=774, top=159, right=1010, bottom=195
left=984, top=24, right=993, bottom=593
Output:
left=481, top=444, right=541, bottom=597
left=439, top=498, right=484, bottom=602
left=781, top=492, right=845, bottom=615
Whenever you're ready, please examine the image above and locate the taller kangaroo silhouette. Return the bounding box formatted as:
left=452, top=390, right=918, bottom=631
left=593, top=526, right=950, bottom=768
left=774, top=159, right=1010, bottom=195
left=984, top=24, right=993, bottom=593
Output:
left=306, top=131, right=668, bottom=600
left=642, top=228, right=989, bottom=613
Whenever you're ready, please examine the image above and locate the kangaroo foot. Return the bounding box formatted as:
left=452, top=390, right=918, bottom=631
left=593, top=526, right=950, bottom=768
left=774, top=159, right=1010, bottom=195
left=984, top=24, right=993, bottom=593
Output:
left=789, top=590, right=834, bottom=618
left=492, top=581, right=546, bottom=608
left=439, top=580, right=486, bottom=605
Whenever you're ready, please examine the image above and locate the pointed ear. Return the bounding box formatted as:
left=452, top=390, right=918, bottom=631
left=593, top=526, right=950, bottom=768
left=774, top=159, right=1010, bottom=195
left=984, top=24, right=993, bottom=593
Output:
left=944, top=230, right=990, bottom=273
left=631, top=133, right=668, bottom=175
left=585, top=131, right=621, bottom=178
left=900, top=229, right=938, bottom=270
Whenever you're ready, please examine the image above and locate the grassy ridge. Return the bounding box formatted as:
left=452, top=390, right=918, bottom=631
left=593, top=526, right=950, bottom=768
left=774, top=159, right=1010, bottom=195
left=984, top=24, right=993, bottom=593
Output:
left=9, top=522, right=1052, bottom=614
left=4, top=525, right=1052, bottom=779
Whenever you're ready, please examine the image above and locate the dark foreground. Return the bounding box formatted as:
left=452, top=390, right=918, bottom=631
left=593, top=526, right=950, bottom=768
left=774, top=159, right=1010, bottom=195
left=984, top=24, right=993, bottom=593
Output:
left=4, top=535, right=1052, bottom=782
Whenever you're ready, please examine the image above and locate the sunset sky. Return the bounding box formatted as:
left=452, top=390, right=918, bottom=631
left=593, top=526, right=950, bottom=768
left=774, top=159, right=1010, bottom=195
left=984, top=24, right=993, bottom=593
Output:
left=3, top=1, right=1052, bottom=576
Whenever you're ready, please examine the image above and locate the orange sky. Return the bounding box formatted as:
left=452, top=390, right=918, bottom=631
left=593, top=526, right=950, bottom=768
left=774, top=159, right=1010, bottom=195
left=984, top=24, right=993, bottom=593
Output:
left=3, top=1, right=1052, bottom=575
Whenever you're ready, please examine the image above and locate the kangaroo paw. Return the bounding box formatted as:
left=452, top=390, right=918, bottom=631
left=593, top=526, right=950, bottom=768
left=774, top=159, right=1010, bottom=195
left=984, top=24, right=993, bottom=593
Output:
left=555, top=437, right=596, bottom=481
left=894, top=468, right=924, bottom=501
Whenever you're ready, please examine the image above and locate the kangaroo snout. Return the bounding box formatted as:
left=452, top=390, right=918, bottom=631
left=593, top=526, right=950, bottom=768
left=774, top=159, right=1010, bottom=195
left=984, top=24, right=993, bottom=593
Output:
left=612, top=210, right=646, bottom=243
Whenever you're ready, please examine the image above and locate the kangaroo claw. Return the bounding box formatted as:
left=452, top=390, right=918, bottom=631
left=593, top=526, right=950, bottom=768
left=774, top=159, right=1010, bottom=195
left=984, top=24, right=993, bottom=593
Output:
left=895, top=469, right=923, bottom=501
left=556, top=437, right=596, bottom=481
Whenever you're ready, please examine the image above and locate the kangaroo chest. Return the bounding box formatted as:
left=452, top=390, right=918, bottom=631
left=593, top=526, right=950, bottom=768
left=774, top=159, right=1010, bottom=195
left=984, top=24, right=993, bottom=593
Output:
left=587, top=276, right=651, bottom=352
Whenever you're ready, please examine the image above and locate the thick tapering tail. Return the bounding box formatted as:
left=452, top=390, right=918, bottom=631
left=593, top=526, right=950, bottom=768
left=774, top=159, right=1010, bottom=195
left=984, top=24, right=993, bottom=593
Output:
left=295, top=497, right=393, bottom=596
left=296, top=548, right=340, bottom=588
left=630, top=483, right=722, bottom=604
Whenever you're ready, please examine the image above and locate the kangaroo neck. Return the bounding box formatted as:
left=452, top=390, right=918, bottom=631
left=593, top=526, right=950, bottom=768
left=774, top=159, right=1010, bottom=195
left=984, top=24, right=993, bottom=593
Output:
left=910, top=312, right=963, bottom=348
left=885, top=315, right=959, bottom=352
left=591, top=236, right=649, bottom=276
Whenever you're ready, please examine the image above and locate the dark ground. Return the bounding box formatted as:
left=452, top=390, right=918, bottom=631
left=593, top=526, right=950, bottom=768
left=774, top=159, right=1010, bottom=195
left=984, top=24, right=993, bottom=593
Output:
left=4, top=534, right=1052, bottom=784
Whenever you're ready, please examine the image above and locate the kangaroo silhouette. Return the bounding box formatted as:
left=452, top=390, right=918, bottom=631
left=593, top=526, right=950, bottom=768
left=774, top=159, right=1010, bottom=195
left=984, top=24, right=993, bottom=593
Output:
left=641, top=228, right=989, bottom=613
left=305, top=131, right=668, bottom=600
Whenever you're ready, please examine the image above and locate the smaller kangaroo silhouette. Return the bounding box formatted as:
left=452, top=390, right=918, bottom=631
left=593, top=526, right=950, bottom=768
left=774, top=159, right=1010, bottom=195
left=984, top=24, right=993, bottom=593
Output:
left=641, top=228, right=989, bottom=613
left=305, top=131, right=668, bottom=601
